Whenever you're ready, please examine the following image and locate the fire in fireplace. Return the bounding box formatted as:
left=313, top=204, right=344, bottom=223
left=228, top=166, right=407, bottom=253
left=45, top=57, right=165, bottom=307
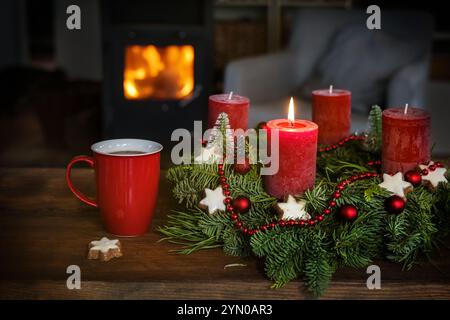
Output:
left=123, top=45, right=195, bottom=100
left=101, top=0, right=212, bottom=144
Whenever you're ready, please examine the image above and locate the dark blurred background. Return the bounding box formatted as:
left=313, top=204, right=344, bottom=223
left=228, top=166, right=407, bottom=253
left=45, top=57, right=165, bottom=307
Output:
left=1, top=0, right=449, bottom=167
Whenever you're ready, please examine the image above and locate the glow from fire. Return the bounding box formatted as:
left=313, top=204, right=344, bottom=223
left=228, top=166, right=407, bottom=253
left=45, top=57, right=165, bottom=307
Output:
left=124, top=45, right=195, bottom=100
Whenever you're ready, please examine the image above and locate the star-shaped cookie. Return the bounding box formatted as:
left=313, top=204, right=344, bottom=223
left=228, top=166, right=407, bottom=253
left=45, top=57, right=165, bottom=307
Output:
left=88, top=237, right=122, bottom=262
left=275, top=195, right=311, bottom=221
left=378, top=172, right=413, bottom=198
left=194, top=146, right=221, bottom=164
left=420, top=162, right=448, bottom=189
left=199, top=186, right=226, bottom=215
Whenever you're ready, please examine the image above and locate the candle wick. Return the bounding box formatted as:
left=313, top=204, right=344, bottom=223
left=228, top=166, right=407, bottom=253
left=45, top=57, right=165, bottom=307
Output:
left=329, top=85, right=333, bottom=94
left=228, top=91, right=234, bottom=100
left=404, top=103, right=409, bottom=114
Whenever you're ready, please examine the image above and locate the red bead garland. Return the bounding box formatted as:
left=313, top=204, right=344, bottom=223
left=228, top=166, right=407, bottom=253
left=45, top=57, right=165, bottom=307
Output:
left=217, top=159, right=381, bottom=235
left=318, top=134, right=365, bottom=153
left=420, top=161, right=444, bottom=177
left=367, top=160, right=382, bottom=167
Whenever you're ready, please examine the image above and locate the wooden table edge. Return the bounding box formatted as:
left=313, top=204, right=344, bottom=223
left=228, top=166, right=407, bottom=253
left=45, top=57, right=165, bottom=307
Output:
left=1, top=280, right=449, bottom=300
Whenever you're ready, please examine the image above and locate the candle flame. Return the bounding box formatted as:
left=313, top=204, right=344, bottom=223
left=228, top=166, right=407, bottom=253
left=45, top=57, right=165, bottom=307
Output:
left=288, top=97, right=295, bottom=125
left=404, top=103, right=409, bottom=114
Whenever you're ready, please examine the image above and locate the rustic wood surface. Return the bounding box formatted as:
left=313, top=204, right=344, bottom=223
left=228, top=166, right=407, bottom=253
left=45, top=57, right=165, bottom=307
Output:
left=0, top=168, right=449, bottom=300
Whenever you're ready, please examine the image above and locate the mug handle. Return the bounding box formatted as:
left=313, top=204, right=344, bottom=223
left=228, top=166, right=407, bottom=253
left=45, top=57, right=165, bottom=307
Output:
left=66, top=155, right=98, bottom=208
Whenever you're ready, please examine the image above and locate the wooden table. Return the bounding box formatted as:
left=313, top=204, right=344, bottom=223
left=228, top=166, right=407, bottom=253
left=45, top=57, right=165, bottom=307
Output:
left=0, top=168, right=449, bottom=300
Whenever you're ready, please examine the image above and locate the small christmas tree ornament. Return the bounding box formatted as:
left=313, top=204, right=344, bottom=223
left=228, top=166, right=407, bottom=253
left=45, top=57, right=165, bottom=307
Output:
left=208, top=112, right=234, bottom=159
left=232, top=196, right=251, bottom=214
left=337, top=204, right=358, bottom=221
left=404, top=170, right=422, bottom=187
left=199, top=186, right=226, bottom=215
left=363, top=105, right=382, bottom=153
left=384, top=195, right=406, bottom=214
left=378, top=172, right=413, bottom=198
left=233, top=159, right=251, bottom=175
left=275, top=195, right=311, bottom=221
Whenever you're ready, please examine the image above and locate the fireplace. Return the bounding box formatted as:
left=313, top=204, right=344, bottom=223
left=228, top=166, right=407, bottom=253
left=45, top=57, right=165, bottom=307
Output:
left=101, top=0, right=213, bottom=144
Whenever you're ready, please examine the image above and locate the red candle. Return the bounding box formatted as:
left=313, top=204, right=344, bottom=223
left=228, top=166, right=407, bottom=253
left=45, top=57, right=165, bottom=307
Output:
left=265, top=98, right=318, bottom=198
left=208, top=93, right=249, bottom=130
left=382, top=106, right=431, bottom=174
left=312, top=87, right=351, bottom=145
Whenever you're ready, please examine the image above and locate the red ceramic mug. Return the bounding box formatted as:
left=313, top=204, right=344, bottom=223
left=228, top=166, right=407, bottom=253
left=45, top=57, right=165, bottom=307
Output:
left=66, top=139, right=163, bottom=236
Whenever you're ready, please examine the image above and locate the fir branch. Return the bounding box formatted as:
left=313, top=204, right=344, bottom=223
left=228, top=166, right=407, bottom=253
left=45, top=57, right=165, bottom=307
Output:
left=332, top=207, right=383, bottom=268
left=302, top=181, right=330, bottom=214
left=384, top=186, right=438, bottom=270
left=303, top=230, right=334, bottom=297
left=167, top=165, right=192, bottom=183
left=170, top=164, right=219, bottom=207
left=252, top=228, right=306, bottom=286
left=158, top=208, right=223, bottom=254
left=432, top=183, right=450, bottom=237
left=223, top=226, right=251, bottom=257
left=198, top=212, right=230, bottom=241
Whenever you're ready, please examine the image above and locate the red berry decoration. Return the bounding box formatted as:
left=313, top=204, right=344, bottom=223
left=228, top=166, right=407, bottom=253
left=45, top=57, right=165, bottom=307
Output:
left=232, top=196, right=251, bottom=214
left=337, top=204, right=358, bottom=221
left=384, top=195, right=406, bottom=214
left=404, top=170, right=422, bottom=187
left=233, top=159, right=251, bottom=175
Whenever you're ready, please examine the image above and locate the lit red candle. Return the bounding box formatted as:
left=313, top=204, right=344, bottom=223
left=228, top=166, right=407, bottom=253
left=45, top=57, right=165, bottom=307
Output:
left=208, top=92, right=249, bottom=130
left=382, top=105, right=431, bottom=174
left=265, top=98, right=318, bottom=198
left=312, top=86, right=351, bottom=145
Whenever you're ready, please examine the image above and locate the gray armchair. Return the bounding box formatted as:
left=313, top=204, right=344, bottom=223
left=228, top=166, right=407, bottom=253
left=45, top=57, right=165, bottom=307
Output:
left=224, top=8, right=434, bottom=132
